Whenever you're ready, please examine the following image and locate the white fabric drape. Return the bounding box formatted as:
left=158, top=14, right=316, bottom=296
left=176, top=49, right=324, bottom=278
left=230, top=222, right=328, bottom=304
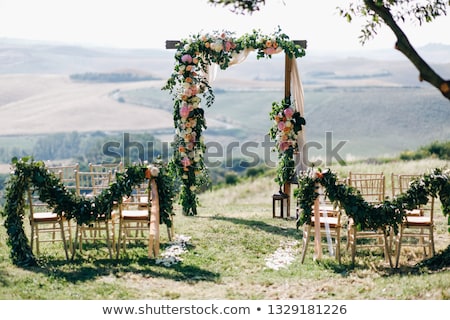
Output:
left=229, top=49, right=252, bottom=66
left=205, top=49, right=252, bottom=83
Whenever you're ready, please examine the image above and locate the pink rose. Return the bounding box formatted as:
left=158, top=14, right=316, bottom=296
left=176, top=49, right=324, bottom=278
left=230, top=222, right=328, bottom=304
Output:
left=181, top=54, right=193, bottom=64
left=283, top=108, right=294, bottom=118
left=277, top=121, right=286, bottom=131
left=279, top=141, right=290, bottom=152
left=180, top=105, right=190, bottom=118
left=225, top=41, right=232, bottom=52
left=264, top=47, right=276, bottom=55
left=181, top=157, right=191, bottom=167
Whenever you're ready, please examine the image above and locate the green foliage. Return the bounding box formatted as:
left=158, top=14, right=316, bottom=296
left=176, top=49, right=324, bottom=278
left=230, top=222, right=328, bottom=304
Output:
left=224, top=171, right=239, bottom=185
left=207, top=0, right=266, bottom=14
left=245, top=165, right=267, bottom=179
left=337, top=1, right=449, bottom=44
left=0, top=157, right=175, bottom=267
left=294, top=167, right=450, bottom=233
left=400, top=140, right=450, bottom=161
left=268, top=99, right=305, bottom=186
left=0, top=132, right=167, bottom=165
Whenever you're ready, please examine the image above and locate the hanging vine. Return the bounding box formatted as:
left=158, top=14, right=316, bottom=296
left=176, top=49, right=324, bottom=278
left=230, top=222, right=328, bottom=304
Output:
left=294, top=167, right=450, bottom=233
left=0, top=156, right=175, bottom=267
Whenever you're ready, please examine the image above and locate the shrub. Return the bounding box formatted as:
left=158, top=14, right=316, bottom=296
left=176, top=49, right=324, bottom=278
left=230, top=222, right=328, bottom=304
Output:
left=400, top=140, right=450, bottom=161
left=225, top=171, right=239, bottom=185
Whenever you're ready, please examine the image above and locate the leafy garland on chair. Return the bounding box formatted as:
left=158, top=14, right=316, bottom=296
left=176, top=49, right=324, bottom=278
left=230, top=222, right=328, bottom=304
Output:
left=163, top=28, right=306, bottom=216
left=0, top=156, right=175, bottom=267
left=268, top=99, right=305, bottom=187
left=294, top=167, right=450, bottom=233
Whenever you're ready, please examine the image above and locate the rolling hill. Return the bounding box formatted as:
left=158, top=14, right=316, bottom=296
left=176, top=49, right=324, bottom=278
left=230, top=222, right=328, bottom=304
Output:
left=0, top=38, right=449, bottom=167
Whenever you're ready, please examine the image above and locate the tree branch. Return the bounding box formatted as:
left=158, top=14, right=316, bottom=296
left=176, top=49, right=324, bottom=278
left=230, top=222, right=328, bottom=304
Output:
left=364, top=0, right=450, bottom=100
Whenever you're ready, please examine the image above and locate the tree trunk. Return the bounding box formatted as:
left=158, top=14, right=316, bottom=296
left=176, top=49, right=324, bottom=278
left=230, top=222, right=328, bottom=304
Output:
left=364, top=0, right=450, bottom=101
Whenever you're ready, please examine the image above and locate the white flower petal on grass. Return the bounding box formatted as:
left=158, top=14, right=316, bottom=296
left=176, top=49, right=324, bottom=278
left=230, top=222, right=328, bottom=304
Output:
left=155, top=234, right=191, bottom=267
left=265, top=240, right=299, bottom=270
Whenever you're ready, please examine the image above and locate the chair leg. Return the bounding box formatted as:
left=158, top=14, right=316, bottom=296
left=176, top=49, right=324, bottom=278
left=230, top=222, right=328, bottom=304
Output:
left=35, top=225, right=41, bottom=255
left=335, top=228, right=341, bottom=264
left=300, top=225, right=311, bottom=263
left=350, top=227, right=356, bottom=265
left=430, top=227, right=435, bottom=257
left=66, top=220, right=73, bottom=256
left=419, top=229, right=426, bottom=256
left=346, top=228, right=350, bottom=251
left=30, top=223, right=35, bottom=255
left=104, top=221, right=113, bottom=259
left=78, top=226, right=84, bottom=252
left=383, top=233, right=393, bottom=267
left=395, top=226, right=403, bottom=268
left=116, top=220, right=122, bottom=259
left=59, top=220, right=69, bottom=260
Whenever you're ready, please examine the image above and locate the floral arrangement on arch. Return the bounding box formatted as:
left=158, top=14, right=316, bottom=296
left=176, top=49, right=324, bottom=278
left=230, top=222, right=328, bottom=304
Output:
left=163, top=28, right=306, bottom=216
left=269, top=99, right=305, bottom=186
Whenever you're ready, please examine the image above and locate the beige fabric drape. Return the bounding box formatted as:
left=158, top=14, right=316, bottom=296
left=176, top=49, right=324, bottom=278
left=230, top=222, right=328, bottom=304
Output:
left=290, top=58, right=307, bottom=172
left=205, top=51, right=307, bottom=171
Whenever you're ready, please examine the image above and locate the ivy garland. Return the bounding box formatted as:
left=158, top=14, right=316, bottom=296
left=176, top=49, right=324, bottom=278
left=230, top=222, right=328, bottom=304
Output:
left=163, top=27, right=306, bottom=215
left=0, top=156, right=175, bottom=267
left=294, top=167, right=450, bottom=233
left=268, top=99, right=305, bottom=186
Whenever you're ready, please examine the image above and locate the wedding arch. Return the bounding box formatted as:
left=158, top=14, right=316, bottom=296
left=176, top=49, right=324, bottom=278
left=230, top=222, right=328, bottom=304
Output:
left=163, top=28, right=307, bottom=216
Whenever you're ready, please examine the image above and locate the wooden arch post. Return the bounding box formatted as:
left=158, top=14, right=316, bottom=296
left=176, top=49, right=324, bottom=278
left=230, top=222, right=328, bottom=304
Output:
left=282, top=40, right=307, bottom=219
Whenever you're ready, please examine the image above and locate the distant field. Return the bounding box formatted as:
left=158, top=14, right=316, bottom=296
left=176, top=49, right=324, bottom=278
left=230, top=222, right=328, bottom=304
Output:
left=0, top=74, right=176, bottom=135
left=117, top=84, right=450, bottom=161
left=0, top=73, right=449, bottom=170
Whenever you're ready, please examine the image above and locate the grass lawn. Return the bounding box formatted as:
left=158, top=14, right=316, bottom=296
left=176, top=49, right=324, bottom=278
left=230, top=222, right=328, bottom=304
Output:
left=0, top=158, right=449, bottom=300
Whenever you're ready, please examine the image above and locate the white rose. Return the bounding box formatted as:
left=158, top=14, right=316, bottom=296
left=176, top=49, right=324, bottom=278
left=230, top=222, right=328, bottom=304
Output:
left=150, top=166, right=160, bottom=177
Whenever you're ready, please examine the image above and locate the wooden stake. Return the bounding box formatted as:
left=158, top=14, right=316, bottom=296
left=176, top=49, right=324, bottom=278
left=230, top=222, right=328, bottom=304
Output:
left=148, top=179, right=160, bottom=258
left=313, top=194, right=322, bottom=260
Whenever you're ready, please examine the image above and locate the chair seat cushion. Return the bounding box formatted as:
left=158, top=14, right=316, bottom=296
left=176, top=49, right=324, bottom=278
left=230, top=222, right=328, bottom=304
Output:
left=405, top=209, right=423, bottom=216
left=33, top=212, right=59, bottom=222
left=405, top=216, right=432, bottom=226
left=121, top=210, right=149, bottom=220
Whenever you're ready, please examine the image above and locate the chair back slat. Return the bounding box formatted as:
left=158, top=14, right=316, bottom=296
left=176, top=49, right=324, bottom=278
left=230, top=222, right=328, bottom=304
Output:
left=75, top=170, right=112, bottom=197
left=348, top=172, right=385, bottom=205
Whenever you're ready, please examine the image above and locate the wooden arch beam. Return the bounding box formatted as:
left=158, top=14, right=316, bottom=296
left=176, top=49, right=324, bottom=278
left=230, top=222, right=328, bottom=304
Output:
left=165, top=39, right=307, bottom=50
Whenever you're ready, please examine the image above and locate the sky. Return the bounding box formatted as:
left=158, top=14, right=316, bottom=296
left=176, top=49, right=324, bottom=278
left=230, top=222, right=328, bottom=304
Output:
left=0, top=0, right=449, bottom=54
